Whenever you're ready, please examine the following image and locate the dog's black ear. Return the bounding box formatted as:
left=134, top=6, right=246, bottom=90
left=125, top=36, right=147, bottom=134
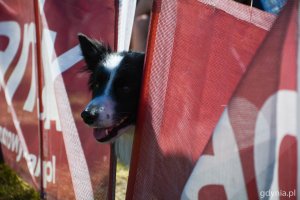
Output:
left=78, top=33, right=111, bottom=70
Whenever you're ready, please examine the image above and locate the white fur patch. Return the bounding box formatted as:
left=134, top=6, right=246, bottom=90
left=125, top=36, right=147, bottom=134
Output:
left=103, top=54, right=124, bottom=95
left=103, top=54, right=123, bottom=70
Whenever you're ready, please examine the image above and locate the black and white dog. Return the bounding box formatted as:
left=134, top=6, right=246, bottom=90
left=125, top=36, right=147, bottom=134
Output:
left=78, top=34, right=144, bottom=143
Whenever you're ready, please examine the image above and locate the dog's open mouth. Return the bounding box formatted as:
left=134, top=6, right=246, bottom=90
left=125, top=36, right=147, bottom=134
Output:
left=93, top=117, right=129, bottom=142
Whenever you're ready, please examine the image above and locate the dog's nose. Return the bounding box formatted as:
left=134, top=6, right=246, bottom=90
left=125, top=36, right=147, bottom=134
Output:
left=81, top=110, right=98, bottom=125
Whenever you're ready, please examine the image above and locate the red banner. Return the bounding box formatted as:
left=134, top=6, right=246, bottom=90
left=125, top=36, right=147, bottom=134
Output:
left=0, top=0, right=115, bottom=199
left=182, top=1, right=298, bottom=199
left=126, top=0, right=297, bottom=199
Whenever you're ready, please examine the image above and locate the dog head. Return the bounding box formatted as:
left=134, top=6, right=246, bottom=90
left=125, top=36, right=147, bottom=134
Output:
left=78, top=34, right=144, bottom=143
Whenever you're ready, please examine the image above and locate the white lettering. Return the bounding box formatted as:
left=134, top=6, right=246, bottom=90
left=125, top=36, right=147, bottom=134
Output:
left=41, top=29, right=61, bottom=131
left=0, top=21, right=20, bottom=84
left=26, top=153, right=37, bottom=175
left=40, top=29, right=82, bottom=132
left=10, top=133, right=19, bottom=153
left=1, top=21, right=82, bottom=132
left=255, top=91, right=297, bottom=198
left=5, top=23, right=36, bottom=104
left=182, top=91, right=298, bottom=200
left=43, top=157, right=54, bottom=188
left=0, top=126, right=56, bottom=188
left=34, top=157, right=40, bottom=177
left=16, top=144, right=23, bottom=162
left=181, top=109, right=247, bottom=200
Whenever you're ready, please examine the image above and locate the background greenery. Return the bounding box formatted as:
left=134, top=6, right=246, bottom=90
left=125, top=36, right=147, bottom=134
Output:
left=0, top=164, right=39, bottom=200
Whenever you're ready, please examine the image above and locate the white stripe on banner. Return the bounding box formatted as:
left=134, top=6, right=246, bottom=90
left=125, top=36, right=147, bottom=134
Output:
left=117, top=0, right=137, bottom=51
left=54, top=76, right=94, bottom=200
left=149, top=0, right=178, bottom=137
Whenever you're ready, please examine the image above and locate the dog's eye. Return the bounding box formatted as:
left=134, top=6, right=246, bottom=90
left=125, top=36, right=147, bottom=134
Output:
left=94, top=83, right=99, bottom=88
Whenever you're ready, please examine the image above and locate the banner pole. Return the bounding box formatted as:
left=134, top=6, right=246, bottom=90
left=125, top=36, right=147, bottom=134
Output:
left=33, top=0, right=46, bottom=199
left=107, top=1, right=120, bottom=200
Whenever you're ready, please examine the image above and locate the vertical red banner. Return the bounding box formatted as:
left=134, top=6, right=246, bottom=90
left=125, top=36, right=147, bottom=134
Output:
left=128, top=0, right=282, bottom=199
left=0, top=0, right=116, bottom=199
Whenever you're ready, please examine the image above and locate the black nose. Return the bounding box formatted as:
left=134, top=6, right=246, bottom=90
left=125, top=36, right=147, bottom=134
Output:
left=81, top=110, right=98, bottom=125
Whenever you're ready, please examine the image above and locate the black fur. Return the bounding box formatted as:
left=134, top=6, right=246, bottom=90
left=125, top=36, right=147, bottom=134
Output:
left=78, top=34, right=144, bottom=142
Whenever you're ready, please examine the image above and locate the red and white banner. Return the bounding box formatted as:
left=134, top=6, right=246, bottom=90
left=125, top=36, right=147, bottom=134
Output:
left=127, top=0, right=298, bottom=199
left=183, top=1, right=298, bottom=199
left=1, top=0, right=298, bottom=199
left=0, top=0, right=115, bottom=199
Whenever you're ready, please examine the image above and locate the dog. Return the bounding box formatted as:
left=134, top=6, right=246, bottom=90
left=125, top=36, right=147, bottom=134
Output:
left=78, top=33, right=144, bottom=144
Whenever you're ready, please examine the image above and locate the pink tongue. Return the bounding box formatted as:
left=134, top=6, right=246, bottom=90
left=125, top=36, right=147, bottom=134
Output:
left=93, top=129, right=108, bottom=140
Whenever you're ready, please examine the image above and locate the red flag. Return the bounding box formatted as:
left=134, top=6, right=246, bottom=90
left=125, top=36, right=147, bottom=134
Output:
left=0, top=0, right=115, bottom=199
left=127, top=0, right=277, bottom=199
left=183, top=1, right=298, bottom=199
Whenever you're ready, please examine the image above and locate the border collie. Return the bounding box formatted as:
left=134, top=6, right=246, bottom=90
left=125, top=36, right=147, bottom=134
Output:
left=78, top=34, right=144, bottom=143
